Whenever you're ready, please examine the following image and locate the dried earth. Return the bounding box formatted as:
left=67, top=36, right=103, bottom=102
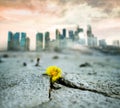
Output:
left=0, top=47, right=120, bottom=108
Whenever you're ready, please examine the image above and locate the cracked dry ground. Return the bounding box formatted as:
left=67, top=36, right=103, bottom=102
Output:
left=34, top=69, right=120, bottom=108
left=0, top=51, right=120, bottom=108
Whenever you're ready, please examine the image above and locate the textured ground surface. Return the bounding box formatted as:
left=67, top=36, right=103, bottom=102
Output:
left=0, top=53, right=50, bottom=108
left=0, top=47, right=120, bottom=108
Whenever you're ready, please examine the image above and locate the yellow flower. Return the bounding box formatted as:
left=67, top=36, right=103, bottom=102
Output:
left=45, top=66, right=62, bottom=82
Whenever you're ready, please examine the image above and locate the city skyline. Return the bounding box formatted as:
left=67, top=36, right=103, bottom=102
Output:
left=0, top=0, right=120, bottom=50
left=5, top=26, right=120, bottom=51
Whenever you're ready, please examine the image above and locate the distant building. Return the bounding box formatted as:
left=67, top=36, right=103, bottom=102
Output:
left=20, top=32, right=26, bottom=51
left=87, top=37, right=93, bottom=46
left=68, top=30, right=74, bottom=40
left=77, top=26, right=83, bottom=33
left=8, top=31, right=13, bottom=42
left=8, top=31, right=14, bottom=50
left=55, top=29, right=61, bottom=47
left=78, top=32, right=85, bottom=45
left=45, top=31, right=50, bottom=49
left=99, top=39, right=107, bottom=48
left=74, top=31, right=79, bottom=41
left=59, top=29, right=67, bottom=48
left=62, top=28, right=66, bottom=39
left=113, top=40, right=120, bottom=47
left=13, top=32, right=20, bottom=50
left=25, top=37, right=30, bottom=51
left=87, top=37, right=97, bottom=47
left=87, top=25, right=93, bottom=37
left=36, top=32, right=43, bottom=51
left=8, top=31, right=30, bottom=51
left=56, top=29, right=60, bottom=40
left=86, top=25, right=97, bottom=47
left=74, top=26, right=84, bottom=41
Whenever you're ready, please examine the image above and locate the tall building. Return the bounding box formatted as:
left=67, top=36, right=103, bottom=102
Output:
left=87, top=25, right=93, bottom=37
left=74, top=31, right=79, bottom=40
left=59, top=34, right=65, bottom=40
left=20, top=32, right=26, bottom=51
left=13, top=32, right=20, bottom=50
left=87, top=36, right=97, bottom=47
left=8, top=31, right=14, bottom=50
left=78, top=32, right=85, bottom=45
left=25, top=37, right=30, bottom=51
left=62, top=28, right=66, bottom=39
left=74, top=26, right=84, bottom=41
left=99, top=39, right=107, bottom=48
left=86, top=25, right=96, bottom=47
left=36, top=32, right=43, bottom=51
left=77, top=26, right=83, bottom=33
left=55, top=29, right=61, bottom=47
left=56, top=29, right=60, bottom=40
left=45, top=31, right=50, bottom=49
left=69, top=30, right=74, bottom=40
left=113, top=40, right=120, bottom=47
left=8, top=31, right=13, bottom=41
left=7, top=31, right=30, bottom=51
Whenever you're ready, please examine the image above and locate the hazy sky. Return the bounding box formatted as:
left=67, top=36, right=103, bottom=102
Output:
left=0, top=0, right=120, bottom=50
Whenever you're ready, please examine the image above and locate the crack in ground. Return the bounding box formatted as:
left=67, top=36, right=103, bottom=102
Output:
left=48, top=78, right=120, bottom=100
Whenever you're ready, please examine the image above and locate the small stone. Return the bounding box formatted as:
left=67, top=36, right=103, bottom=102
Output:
left=23, top=62, right=27, bottom=66
left=79, top=62, right=91, bottom=67
left=3, top=54, right=9, bottom=58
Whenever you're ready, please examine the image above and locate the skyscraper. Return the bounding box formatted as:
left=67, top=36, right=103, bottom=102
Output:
left=8, top=31, right=13, bottom=42
left=74, top=26, right=84, bottom=41
left=77, top=26, right=83, bottom=33
left=62, top=28, right=66, bottom=39
left=56, top=29, right=60, bottom=40
left=13, top=32, right=20, bottom=50
left=87, top=25, right=93, bottom=37
left=113, top=40, right=119, bottom=47
left=78, top=32, right=85, bottom=45
left=69, top=30, right=74, bottom=40
left=20, top=32, right=26, bottom=51
left=45, top=31, right=50, bottom=49
left=55, top=29, right=61, bottom=48
left=8, top=31, right=14, bottom=50
left=99, top=39, right=107, bottom=48
left=36, top=32, right=43, bottom=51
left=86, top=25, right=95, bottom=46
left=25, top=37, right=30, bottom=51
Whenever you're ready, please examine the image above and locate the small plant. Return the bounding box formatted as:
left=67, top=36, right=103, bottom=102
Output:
left=44, top=66, right=62, bottom=82
left=35, top=58, right=40, bottom=66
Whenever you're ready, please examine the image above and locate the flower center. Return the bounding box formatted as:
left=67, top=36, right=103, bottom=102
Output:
left=51, top=71, right=58, bottom=76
